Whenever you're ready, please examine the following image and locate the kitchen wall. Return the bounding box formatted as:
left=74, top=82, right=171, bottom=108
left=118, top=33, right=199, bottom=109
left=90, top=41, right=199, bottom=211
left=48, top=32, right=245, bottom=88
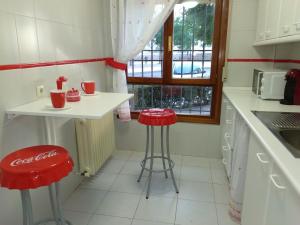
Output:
left=0, top=1, right=109, bottom=224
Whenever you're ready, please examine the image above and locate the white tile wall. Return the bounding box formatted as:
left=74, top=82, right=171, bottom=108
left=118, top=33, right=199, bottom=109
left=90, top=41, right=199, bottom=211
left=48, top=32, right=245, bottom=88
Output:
left=0, top=1, right=109, bottom=224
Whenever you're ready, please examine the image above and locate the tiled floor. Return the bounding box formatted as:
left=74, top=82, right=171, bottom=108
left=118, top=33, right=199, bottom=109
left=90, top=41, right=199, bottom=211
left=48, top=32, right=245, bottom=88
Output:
left=62, top=151, right=239, bottom=225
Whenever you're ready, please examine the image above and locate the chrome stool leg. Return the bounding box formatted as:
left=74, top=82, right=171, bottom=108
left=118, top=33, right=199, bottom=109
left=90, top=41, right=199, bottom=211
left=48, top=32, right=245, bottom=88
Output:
left=21, top=190, right=34, bottom=225
left=161, top=126, right=168, bottom=179
left=146, top=126, right=155, bottom=199
left=138, top=126, right=150, bottom=182
left=166, top=126, right=179, bottom=193
left=49, top=184, right=61, bottom=225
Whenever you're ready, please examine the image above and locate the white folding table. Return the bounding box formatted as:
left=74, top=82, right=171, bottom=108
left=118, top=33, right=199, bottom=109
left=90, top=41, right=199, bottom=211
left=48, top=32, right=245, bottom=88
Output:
left=6, top=92, right=133, bottom=144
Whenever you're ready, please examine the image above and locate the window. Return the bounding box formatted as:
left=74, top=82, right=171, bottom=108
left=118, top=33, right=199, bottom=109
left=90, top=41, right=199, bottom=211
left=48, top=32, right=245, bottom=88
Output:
left=127, top=0, right=229, bottom=123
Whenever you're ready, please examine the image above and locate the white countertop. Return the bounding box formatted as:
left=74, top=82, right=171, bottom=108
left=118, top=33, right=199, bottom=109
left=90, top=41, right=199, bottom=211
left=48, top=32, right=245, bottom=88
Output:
left=223, top=87, right=300, bottom=194
left=6, top=92, right=134, bottom=119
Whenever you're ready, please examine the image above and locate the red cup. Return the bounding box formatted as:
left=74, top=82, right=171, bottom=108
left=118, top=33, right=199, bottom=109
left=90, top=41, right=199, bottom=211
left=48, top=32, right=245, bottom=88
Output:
left=50, top=90, right=66, bottom=108
left=81, top=81, right=95, bottom=94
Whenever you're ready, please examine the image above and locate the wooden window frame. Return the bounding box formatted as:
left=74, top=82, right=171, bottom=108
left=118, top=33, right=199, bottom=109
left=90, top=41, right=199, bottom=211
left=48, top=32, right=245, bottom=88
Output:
left=127, top=0, right=229, bottom=124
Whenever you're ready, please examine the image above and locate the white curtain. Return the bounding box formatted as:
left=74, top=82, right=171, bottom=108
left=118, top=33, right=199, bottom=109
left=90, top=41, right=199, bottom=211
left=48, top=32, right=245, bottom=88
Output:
left=109, top=0, right=178, bottom=121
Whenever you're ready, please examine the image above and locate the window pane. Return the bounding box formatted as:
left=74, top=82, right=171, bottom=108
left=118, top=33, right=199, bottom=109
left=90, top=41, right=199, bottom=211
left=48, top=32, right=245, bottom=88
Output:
left=172, top=2, right=215, bottom=79
left=128, top=84, right=212, bottom=116
left=127, top=28, right=164, bottom=78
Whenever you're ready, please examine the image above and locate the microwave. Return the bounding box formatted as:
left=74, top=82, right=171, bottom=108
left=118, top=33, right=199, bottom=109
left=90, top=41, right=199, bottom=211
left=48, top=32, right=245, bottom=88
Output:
left=252, top=69, right=287, bottom=100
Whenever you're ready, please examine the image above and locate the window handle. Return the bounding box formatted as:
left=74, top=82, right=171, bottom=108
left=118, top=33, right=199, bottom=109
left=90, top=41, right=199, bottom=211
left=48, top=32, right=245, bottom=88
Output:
left=168, top=35, right=172, bottom=52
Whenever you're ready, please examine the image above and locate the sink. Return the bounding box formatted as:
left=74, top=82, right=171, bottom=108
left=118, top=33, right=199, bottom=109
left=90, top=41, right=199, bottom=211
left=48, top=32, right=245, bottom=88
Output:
left=279, top=130, right=300, bottom=157
left=252, top=111, right=300, bottom=158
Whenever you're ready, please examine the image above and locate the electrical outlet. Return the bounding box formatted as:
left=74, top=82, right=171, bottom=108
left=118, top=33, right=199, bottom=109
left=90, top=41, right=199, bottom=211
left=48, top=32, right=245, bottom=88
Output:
left=36, top=85, right=44, bottom=97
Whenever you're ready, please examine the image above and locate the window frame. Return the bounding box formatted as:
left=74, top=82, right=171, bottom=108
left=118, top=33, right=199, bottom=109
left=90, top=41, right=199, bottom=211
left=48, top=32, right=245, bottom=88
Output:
left=127, top=0, right=229, bottom=124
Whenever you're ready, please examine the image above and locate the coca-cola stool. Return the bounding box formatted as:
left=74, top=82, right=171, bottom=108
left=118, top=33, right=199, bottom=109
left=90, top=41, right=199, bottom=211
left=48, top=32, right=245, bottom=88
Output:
left=138, top=108, right=179, bottom=199
left=0, top=145, right=74, bottom=225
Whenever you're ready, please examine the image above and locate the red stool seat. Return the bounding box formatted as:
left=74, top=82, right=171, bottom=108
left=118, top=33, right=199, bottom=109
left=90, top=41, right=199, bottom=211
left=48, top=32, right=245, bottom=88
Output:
left=0, top=145, right=73, bottom=190
left=138, top=108, right=177, bottom=126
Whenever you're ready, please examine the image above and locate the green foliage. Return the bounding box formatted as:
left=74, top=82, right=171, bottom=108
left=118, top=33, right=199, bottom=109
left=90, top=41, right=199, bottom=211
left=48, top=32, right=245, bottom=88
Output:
left=153, top=3, right=215, bottom=50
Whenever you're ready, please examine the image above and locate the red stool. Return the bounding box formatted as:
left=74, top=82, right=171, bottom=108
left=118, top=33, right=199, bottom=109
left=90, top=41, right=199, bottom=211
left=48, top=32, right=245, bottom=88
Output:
left=0, top=145, right=74, bottom=225
left=138, top=108, right=179, bottom=199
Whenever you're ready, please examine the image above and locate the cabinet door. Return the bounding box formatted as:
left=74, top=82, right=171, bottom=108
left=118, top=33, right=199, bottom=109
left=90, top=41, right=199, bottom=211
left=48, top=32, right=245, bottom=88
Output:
left=256, top=0, right=268, bottom=41
left=293, top=0, right=300, bottom=34
left=241, top=134, right=272, bottom=225
left=265, top=0, right=281, bottom=39
left=265, top=164, right=300, bottom=225
left=278, top=0, right=294, bottom=37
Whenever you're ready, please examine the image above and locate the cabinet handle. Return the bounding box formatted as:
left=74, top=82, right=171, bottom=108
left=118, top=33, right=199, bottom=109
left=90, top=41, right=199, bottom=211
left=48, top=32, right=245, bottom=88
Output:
left=225, top=120, right=232, bottom=125
left=256, top=153, right=269, bottom=164
left=270, top=174, right=286, bottom=190
left=222, top=158, right=227, bottom=165
left=222, top=146, right=229, bottom=152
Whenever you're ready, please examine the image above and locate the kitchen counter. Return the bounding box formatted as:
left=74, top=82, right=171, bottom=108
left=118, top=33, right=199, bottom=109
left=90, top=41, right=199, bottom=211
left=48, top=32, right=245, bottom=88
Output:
left=223, top=87, right=300, bottom=194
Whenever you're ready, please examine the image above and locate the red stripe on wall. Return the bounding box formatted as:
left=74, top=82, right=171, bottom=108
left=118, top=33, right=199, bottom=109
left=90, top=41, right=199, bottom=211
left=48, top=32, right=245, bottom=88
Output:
left=0, top=57, right=127, bottom=71
left=227, top=58, right=300, bottom=64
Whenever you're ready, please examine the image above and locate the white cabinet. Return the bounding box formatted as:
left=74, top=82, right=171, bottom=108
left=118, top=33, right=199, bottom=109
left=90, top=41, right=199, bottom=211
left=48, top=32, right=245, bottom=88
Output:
left=264, top=0, right=281, bottom=40
left=242, top=133, right=272, bottom=225
left=242, top=133, right=300, bottom=225
left=278, top=0, right=294, bottom=37
left=255, top=0, right=300, bottom=45
left=256, top=0, right=268, bottom=42
left=265, top=164, right=300, bottom=225
left=220, top=97, right=236, bottom=178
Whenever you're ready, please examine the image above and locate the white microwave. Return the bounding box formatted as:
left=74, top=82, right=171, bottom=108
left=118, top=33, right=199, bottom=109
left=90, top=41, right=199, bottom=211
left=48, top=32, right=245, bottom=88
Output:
left=252, top=69, right=287, bottom=100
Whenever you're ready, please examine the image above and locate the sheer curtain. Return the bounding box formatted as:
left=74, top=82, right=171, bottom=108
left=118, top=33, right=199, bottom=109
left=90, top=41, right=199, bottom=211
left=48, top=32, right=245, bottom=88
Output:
left=109, top=0, right=178, bottom=121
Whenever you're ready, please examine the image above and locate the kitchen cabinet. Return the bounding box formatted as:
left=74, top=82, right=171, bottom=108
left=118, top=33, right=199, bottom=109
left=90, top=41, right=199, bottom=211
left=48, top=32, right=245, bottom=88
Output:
left=264, top=0, right=281, bottom=40
left=255, top=0, right=267, bottom=42
left=242, top=133, right=300, bottom=225
left=255, top=0, right=300, bottom=45
left=220, top=97, right=236, bottom=179
left=242, top=133, right=272, bottom=225
left=278, top=0, right=294, bottom=37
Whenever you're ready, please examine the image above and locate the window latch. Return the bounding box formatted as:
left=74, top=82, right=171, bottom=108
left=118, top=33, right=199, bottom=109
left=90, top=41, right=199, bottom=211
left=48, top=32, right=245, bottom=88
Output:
left=168, top=35, right=172, bottom=52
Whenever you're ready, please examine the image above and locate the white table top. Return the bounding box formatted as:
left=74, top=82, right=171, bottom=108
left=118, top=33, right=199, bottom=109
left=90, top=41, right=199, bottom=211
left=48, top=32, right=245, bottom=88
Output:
left=6, top=92, right=134, bottom=119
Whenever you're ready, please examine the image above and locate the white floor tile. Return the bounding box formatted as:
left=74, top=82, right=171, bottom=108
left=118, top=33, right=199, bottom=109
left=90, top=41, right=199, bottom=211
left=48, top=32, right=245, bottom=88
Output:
left=121, top=160, right=147, bottom=177
left=181, top=166, right=212, bottom=182
left=135, top=196, right=177, bottom=224
left=111, top=174, right=146, bottom=194
left=81, top=172, right=117, bottom=191
left=100, top=159, right=126, bottom=174
left=213, top=184, right=230, bottom=204
left=211, top=168, right=228, bottom=185
left=63, top=189, right=106, bottom=213
left=182, top=156, right=210, bottom=167
left=216, top=204, right=239, bottom=225
left=88, top=214, right=132, bottom=225
left=143, top=174, right=179, bottom=198
left=176, top=199, right=218, bottom=225
left=112, top=150, right=133, bottom=161
left=132, top=219, right=173, bottom=225
left=96, top=192, right=140, bottom=218
left=63, top=210, right=91, bottom=225
left=179, top=180, right=214, bottom=202
left=128, top=152, right=146, bottom=161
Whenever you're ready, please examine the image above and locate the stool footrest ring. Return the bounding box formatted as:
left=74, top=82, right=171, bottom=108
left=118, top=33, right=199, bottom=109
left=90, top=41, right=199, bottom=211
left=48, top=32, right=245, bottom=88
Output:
left=140, top=156, right=175, bottom=173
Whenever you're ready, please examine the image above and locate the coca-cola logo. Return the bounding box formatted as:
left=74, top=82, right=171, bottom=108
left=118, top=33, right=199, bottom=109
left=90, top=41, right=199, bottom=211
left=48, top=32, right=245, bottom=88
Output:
left=10, top=150, right=58, bottom=167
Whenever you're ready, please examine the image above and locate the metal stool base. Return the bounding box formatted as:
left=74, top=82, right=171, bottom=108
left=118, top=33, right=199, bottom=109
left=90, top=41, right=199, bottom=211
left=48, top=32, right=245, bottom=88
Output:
left=20, top=182, right=72, bottom=225
left=138, top=125, right=179, bottom=199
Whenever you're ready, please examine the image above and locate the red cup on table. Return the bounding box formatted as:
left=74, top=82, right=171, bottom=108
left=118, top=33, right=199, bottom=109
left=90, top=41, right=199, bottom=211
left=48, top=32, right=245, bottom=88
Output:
left=50, top=90, right=66, bottom=108
left=81, top=81, right=95, bottom=94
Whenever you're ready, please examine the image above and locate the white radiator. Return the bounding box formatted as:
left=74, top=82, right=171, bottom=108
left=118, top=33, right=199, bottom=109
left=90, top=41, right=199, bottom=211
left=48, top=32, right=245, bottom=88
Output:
left=75, top=112, right=115, bottom=176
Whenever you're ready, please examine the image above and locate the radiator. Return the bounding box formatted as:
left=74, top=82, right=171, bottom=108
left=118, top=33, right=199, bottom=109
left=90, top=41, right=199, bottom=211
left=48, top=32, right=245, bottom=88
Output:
left=75, top=112, right=115, bottom=176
